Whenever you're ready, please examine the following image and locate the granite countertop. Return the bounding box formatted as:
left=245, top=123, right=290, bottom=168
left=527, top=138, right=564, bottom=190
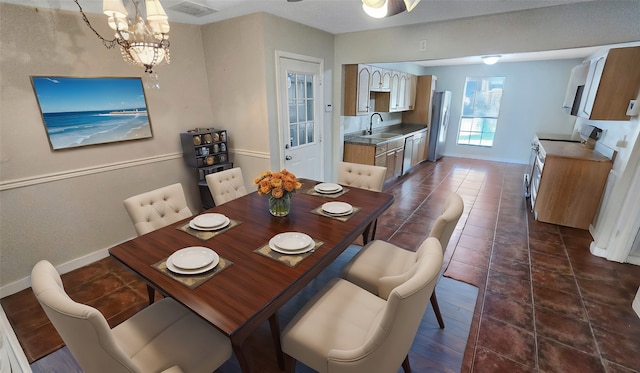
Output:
left=344, top=123, right=428, bottom=145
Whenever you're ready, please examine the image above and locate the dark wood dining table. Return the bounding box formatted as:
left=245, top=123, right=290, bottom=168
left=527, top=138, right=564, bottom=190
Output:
left=109, top=179, right=394, bottom=372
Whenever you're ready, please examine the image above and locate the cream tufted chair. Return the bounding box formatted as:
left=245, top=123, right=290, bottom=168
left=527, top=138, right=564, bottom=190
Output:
left=205, top=168, right=248, bottom=206
left=123, top=183, right=193, bottom=236
left=338, top=162, right=387, bottom=243
left=341, top=192, right=464, bottom=329
left=337, top=161, right=386, bottom=192
left=31, top=260, right=232, bottom=373
left=123, top=183, right=193, bottom=303
left=281, top=237, right=443, bottom=373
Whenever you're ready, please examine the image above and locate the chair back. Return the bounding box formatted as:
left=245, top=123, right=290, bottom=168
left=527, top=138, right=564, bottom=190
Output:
left=31, top=260, right=140, bottom=373
left=337, top=162, right=386, bottom=192
left=123, top=183, right=192, bottom=236
left=206, top=168, right=247, bottom=206
left=328, top=238, right=443, bottom=373
left=428, top=192, right=464, bottom=253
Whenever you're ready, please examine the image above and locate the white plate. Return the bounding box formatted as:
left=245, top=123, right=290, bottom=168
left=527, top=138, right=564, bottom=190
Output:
left=166, top=256, right=219, bottom=275
left=192, top=213, right=228, bottom=229
left=189, top=218, right=230, bottom=231
left=322, top=201, right=353, bottom=216
left=268, top=240, right=315, bottom=255
left=169, top=247, right=218, bottom=270
left=314, top=183, right=343, bottom=194
left=269, top=232, right=313, bottom=251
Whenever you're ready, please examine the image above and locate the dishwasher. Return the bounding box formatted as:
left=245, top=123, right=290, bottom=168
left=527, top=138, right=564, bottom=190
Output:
left=402, top=135, right=413, bottom=175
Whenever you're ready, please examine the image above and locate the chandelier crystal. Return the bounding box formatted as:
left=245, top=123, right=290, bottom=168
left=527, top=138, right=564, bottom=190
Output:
left=75, top=0, right=170, bottom=89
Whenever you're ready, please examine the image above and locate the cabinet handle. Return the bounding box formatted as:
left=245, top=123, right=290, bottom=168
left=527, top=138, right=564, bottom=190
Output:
left=285, top=155, right=293, bottom=160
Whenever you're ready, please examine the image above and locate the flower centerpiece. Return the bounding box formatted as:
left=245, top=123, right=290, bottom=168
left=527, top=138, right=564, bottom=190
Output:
left=254, top=169, right=302, bottom=217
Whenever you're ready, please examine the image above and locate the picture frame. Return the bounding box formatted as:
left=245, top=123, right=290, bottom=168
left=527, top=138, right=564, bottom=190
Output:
left=30, top=76, right=153, bottom=150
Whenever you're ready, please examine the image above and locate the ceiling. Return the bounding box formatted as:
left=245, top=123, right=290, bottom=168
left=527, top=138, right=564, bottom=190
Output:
left=3, top=0, right=602, bottom=64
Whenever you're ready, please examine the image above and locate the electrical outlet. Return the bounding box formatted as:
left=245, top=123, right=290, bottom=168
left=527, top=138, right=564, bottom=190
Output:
left=419, top=40, right=427, bottom=51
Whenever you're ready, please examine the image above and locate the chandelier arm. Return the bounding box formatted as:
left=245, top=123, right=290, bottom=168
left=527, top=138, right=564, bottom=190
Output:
left=73, top=0, right=118, bottom=49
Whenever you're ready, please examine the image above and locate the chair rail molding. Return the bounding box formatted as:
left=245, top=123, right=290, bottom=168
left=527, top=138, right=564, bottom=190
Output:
left=0, top=153, right=182, bottom=191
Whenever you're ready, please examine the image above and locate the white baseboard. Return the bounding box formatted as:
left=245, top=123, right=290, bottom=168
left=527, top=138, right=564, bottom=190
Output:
left=0, top=247, right=115, bottom=298
left=0, top=306, right=31, bottom=373
left=634, top=288, right=640, bottom=319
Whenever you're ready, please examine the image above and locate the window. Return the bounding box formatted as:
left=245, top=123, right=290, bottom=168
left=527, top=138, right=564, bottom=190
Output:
left=287, top=73, right=315, bottom=147
left=457, top=77, right=505, bottom=147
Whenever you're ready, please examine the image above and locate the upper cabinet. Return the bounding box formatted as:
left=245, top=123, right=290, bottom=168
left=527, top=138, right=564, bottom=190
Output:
left=370, top=67, right=391, bottom=92
left=575, top=46, right=640, bottom=121
left=344, top=64, right=418, bottom=116
left=344, top=64, right=373, bottom=116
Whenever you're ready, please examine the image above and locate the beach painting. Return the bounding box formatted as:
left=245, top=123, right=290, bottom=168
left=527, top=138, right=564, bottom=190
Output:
left=31, top=76, right=153, bottom=150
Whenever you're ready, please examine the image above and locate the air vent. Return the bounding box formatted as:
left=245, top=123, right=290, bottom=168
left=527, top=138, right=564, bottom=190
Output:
left=169, top=1, right=218, bottom=17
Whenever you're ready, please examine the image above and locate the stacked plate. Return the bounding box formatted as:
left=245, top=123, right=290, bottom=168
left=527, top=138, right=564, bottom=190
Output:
left=167, top=246, right=219, bottom=274
left=189, top=213, right=230, bottom=231
left=321, top=201, right=353, bottom=216
left=269, top=232, right=314, bottom=255
left=314, top=183, right=343, bottom=194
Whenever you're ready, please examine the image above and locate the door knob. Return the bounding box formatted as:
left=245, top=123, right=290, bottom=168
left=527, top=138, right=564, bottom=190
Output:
left=285, top=155, right=292, bottom=160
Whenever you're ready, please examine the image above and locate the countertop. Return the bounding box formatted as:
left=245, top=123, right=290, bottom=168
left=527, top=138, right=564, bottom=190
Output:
left=344, top=124, right=428, bottom=146
left=540, top=140, right=612, bottom=162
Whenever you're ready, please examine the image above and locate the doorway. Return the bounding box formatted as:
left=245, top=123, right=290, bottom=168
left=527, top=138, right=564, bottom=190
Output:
left=276, top=52, right=324, bottom=180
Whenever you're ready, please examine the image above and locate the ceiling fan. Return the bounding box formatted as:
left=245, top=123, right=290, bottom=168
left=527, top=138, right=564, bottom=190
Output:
left=362, top=0, right=421, bottom=18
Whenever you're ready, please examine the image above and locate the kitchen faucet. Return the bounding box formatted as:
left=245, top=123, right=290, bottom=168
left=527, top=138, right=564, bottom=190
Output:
left=369, top=112, right=383, bottom=135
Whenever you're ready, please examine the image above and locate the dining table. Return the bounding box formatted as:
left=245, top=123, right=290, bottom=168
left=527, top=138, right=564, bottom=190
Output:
left=109, top=178, right=394, bottom=372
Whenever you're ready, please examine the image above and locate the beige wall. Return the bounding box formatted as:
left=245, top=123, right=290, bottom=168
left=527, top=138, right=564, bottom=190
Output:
left=201, top=12, right=335, bottom=184
left=0, top=3, right=213, bottom=292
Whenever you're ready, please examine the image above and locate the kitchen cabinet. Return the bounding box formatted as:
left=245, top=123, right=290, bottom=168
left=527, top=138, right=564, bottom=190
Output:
left=370, top=67, right=391, bottom=92
left=562, top=60, right=590, bottom=114
left=411, top=129, right=427, bottom=167
left=577, top=46, right=640, bottom=121
left=533, top=140, right=612, bottom=230
left=344, top=64, right=372, bottom=116
left=403, top=75, right=436, bottom=159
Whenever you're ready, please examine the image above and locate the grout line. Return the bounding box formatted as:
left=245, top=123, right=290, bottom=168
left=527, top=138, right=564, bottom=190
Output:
left=524, top=192, right=540, bottom=372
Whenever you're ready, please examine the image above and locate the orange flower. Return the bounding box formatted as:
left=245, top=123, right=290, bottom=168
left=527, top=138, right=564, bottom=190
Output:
left=254, top=168, right=301, bottom=199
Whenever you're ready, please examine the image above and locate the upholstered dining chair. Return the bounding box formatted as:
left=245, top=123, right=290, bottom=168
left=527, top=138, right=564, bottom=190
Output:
left=337, top=161, right=386, bottom=192
left=281, top=237, right=443, bottom=373
left=205, top=167, right=248, bottom=206
left=123, top=183, right=193, bottom=303
left=341, top=192, right=464, bottom=329
left=337, top=161, right=387, bottom=243
left=31, top=260, right=232, bottom=373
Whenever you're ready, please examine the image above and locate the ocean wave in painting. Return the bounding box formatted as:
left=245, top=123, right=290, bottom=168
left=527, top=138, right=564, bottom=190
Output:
left=43, top=109, right=151, bottom=149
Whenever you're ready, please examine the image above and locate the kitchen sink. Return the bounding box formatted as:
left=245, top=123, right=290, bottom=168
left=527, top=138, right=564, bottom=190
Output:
left=360, top=132, right=402, bottom=139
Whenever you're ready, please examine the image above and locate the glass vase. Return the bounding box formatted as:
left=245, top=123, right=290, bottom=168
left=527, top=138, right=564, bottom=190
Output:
left=269, top=193, right=291, bottom=217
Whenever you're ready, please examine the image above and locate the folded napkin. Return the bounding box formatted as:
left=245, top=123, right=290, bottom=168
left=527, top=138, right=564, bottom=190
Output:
left=254, top=239, right=324, bottom=268
left=310, top=206, right=361, bottom=222
left=177, top=219, right=242, bottom=240
left=152, top=256, right=233, bottom=289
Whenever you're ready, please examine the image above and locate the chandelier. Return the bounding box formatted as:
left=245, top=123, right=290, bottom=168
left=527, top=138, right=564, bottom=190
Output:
left=74, top=0, right=170, bottom=89
left=362, top=0, right=421, bottom=18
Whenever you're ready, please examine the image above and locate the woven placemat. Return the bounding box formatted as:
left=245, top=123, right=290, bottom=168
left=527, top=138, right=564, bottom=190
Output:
left=303, top=187, right=349, bottom=198
left=310, top=206, right=361, bottom=222
left=152, top=256, right=233, bottom=289
left=177, top=219, right=242, bottom=240
left=254, top=240, right=324, bottom=268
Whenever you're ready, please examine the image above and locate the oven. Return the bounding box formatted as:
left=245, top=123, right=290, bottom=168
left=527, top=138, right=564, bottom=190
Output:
left=524, top=137, right=539, bottom=198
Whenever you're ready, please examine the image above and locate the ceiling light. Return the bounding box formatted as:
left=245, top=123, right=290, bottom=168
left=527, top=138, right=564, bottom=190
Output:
left=74, top=0, right=170, bottom=89
left=482, top=55, right=502, bottom=65
left=362, top=0, right=421, bottom=18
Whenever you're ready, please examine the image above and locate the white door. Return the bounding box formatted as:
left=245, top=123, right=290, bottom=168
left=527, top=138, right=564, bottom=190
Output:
left=276, top=53, right=324, bottom=180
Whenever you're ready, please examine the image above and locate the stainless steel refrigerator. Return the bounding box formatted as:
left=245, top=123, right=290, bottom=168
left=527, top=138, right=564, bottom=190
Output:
left=427, top=91, right=451, bottom=162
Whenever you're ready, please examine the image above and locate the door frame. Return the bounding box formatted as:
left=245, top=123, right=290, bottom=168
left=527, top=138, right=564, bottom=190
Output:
left=274, top=50, right=325, bottom=179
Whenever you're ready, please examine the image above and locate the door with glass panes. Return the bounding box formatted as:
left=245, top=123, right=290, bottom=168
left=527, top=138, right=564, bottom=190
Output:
left=277, top=54, right=323, bottom=180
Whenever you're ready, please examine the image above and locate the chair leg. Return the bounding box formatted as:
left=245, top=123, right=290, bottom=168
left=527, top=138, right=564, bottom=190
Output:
left=430, top=290, right=445, bottom=329
left=283, top=353, right=296, bottom=373
left=146, top=284, right=155, bottom=304
left=402, top=354, right=411, bottom=373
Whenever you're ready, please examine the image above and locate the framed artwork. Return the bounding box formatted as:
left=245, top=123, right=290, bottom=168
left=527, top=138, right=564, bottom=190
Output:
left=30, top=76, right=153, bottom=150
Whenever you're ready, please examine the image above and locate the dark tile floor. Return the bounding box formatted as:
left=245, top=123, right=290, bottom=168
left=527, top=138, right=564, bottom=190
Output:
left=3, top=157, right=640, bottom=372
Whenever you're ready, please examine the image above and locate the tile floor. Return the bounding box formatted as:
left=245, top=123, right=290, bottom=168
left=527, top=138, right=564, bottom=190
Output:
left=3, top=157, right=640, bottom=372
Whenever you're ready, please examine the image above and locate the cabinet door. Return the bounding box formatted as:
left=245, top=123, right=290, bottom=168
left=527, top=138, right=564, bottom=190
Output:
left=389, top=73, right=400, bottom=111
left=385, top=151, right=395, bottom=180
left=370, top=67, right=383, bottom=91
left=411, top=135, right=421, bottom=167
left=356, top=65, right=372, bottom=115
left=394, top=149, right=404, bottom=178
left=405, top=75, right=417, bottom=110
left=381, top=70, right=392, bottom=91
left=579, top=56, right=606, bottom=118
left=397, top=74, right=407, bottom=111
